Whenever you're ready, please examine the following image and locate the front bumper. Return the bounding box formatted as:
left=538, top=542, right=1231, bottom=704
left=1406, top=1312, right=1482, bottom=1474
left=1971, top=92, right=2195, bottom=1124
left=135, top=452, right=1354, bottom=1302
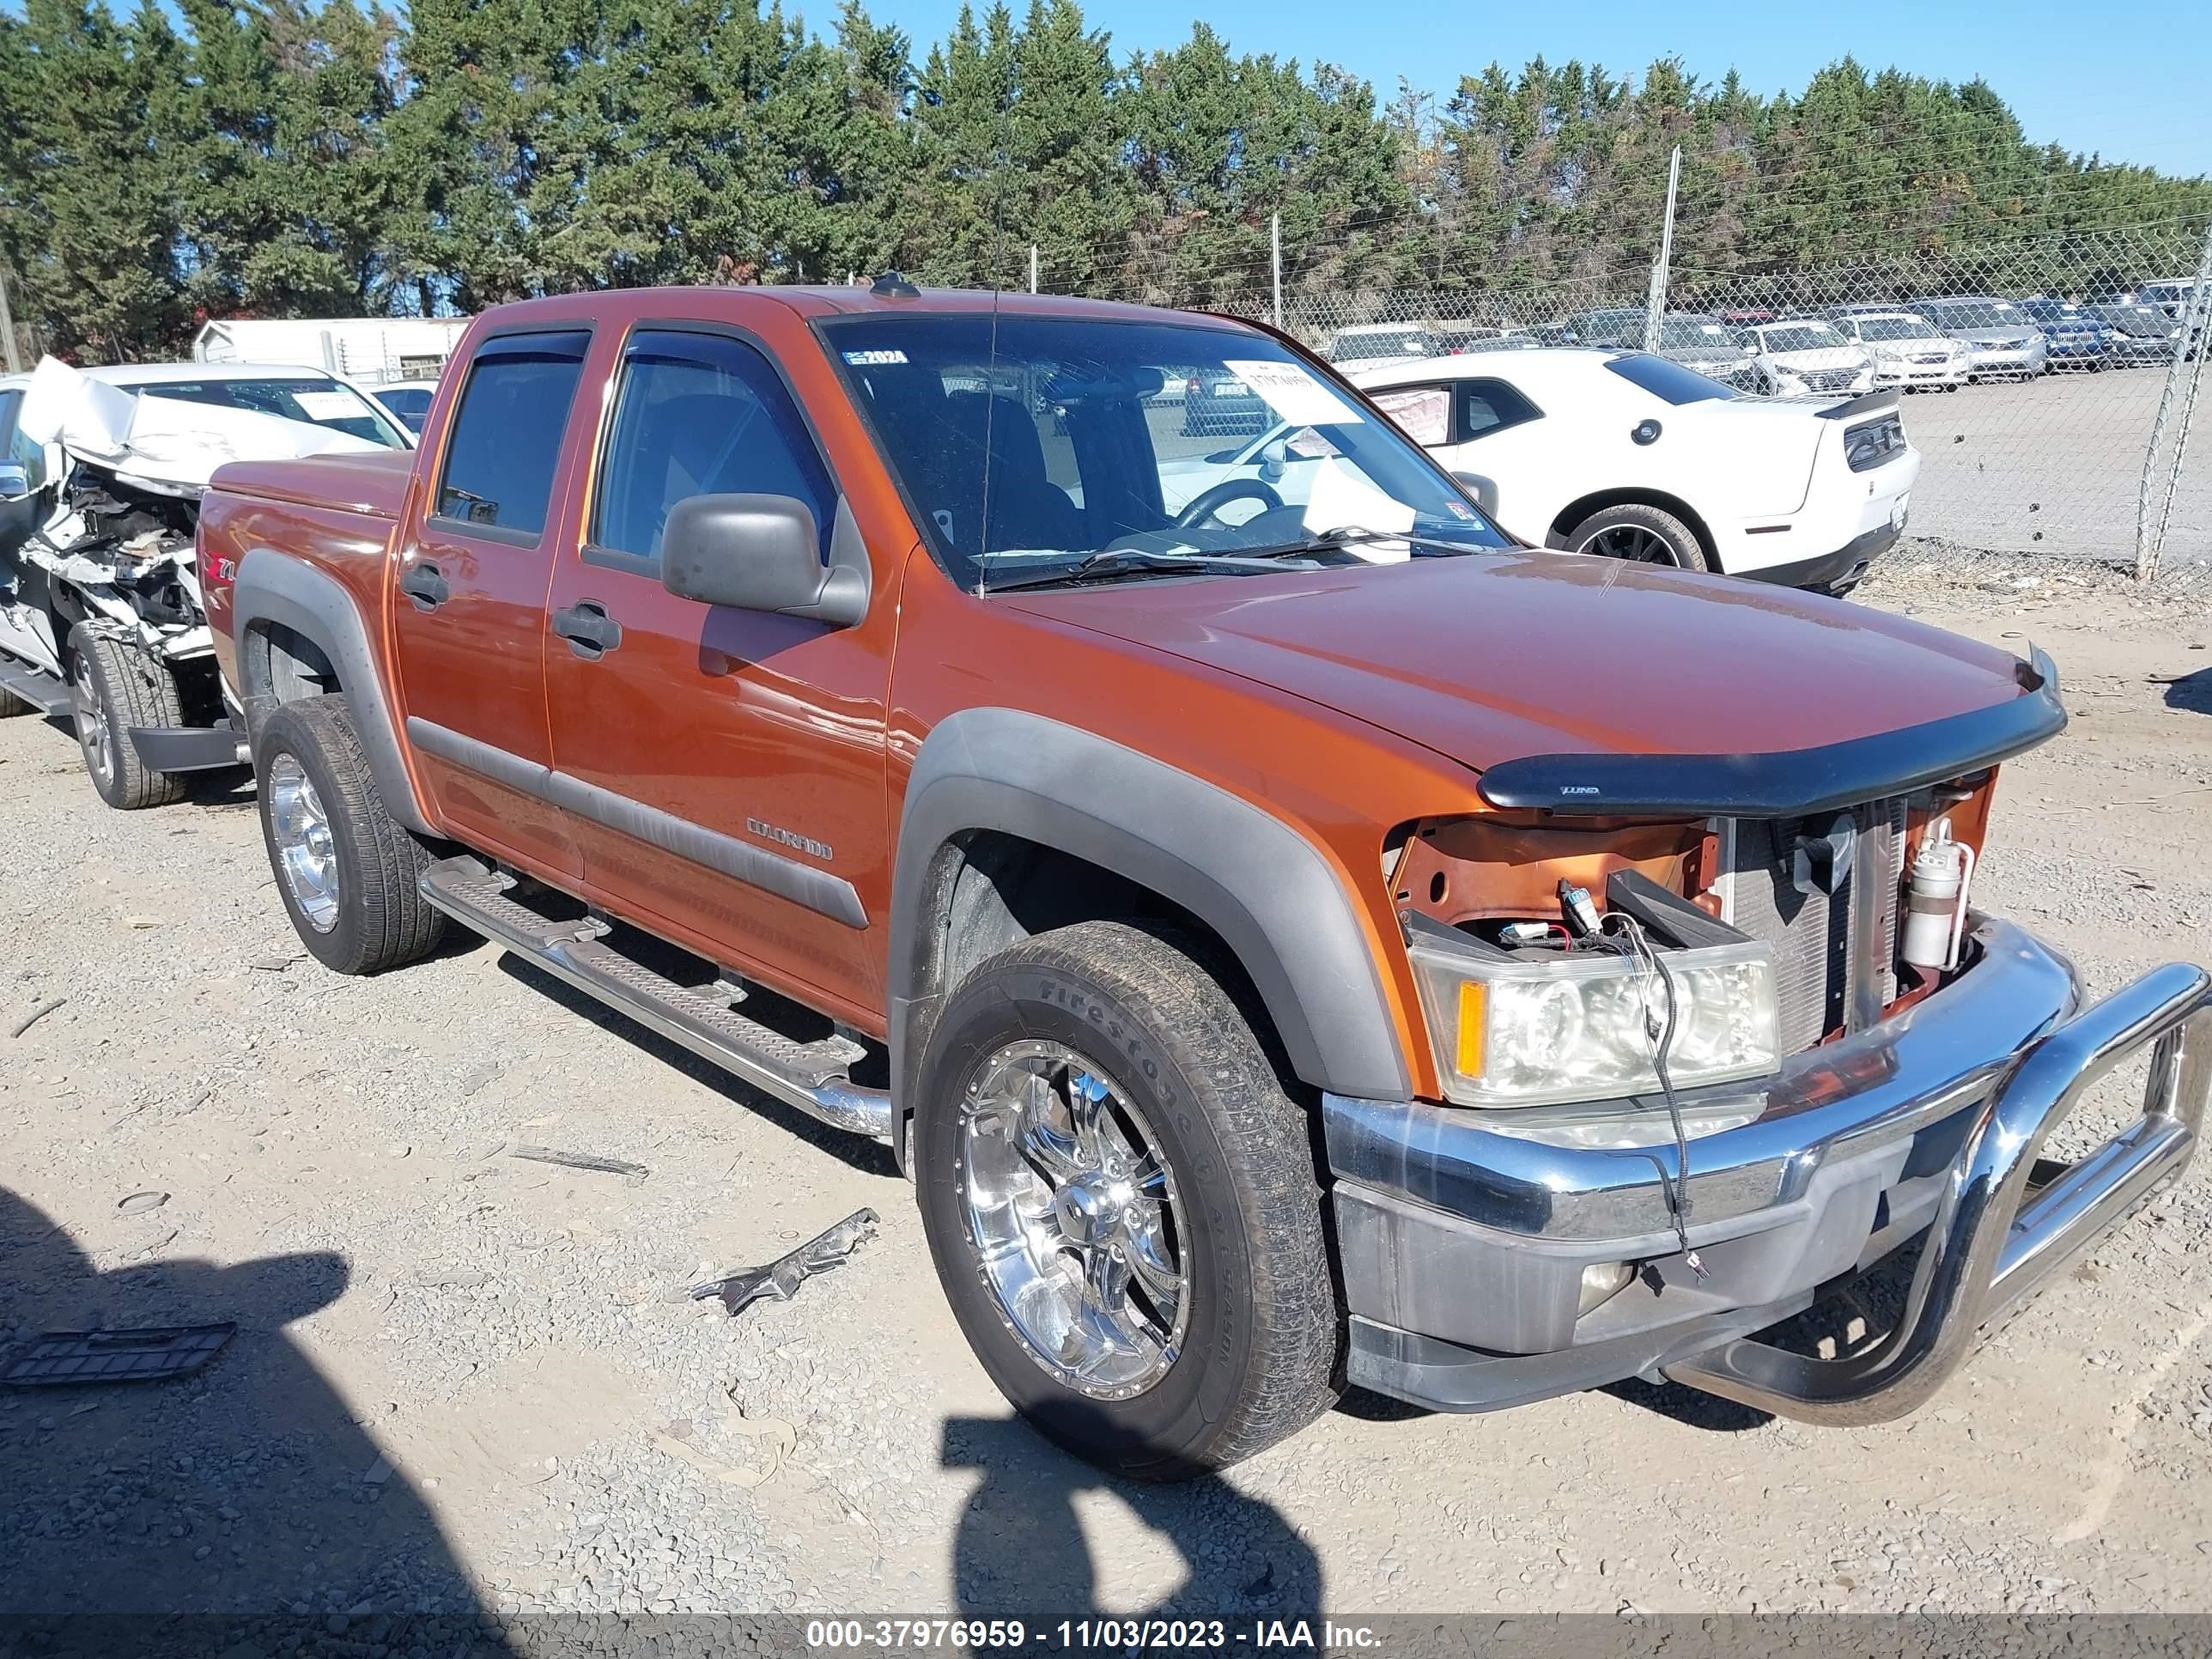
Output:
left=1324, top=916, right=2209, bottom=1419
left=1966, top=343, right=2046, bottom=378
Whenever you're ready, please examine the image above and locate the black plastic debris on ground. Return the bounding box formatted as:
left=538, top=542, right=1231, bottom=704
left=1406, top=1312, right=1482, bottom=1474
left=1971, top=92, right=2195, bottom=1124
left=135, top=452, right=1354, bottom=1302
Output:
left=2, top=1322, right=235, bottom=1387
left=690, top=1207, right=879, bottom=1316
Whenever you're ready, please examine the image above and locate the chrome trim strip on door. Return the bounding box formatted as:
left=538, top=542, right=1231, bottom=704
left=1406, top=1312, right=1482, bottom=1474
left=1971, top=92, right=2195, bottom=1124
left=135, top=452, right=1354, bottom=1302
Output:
left=404, top=717, right=866, bottom=928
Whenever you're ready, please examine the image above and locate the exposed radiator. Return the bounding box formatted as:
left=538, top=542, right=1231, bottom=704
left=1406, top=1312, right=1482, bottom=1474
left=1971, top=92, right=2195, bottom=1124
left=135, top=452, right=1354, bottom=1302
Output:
left=1719, top=799, right=1907, bottom=1054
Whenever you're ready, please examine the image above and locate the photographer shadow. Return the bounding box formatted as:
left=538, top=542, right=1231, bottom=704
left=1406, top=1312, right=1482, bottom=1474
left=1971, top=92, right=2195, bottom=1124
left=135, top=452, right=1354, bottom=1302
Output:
left=0, top=1185, right=497, bottom=1653
left=942, top=1414, right=1320, bottom=1628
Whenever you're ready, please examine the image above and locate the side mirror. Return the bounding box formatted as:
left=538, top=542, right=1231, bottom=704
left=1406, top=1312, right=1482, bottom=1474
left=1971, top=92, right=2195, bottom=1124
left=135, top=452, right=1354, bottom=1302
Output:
left=1257, top=438, right=1290, bottom=483
left=660, top=493, right=871, bottom=628
left=0, top=461, right=30, bottom=499
left=1450, top=471, right=1498, bottom=516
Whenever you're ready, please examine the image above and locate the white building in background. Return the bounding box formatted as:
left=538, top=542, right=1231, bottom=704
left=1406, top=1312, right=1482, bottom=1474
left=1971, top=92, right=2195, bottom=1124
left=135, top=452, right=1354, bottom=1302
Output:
left=191, top=317, right=471, bottom=386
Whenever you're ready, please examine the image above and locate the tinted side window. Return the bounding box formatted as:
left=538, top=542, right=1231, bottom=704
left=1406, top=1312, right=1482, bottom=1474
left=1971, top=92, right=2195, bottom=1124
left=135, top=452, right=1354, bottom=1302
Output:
left=434, top=331, right=591, bottom=538
left=1454, top=380, right=1542, bottom=441
left=592, top=331, right=836, bottom=567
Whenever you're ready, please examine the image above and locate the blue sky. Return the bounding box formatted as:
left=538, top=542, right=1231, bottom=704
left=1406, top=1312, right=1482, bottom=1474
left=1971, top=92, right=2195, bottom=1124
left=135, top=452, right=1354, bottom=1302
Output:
left=883, top=0, right=2209, bottom=179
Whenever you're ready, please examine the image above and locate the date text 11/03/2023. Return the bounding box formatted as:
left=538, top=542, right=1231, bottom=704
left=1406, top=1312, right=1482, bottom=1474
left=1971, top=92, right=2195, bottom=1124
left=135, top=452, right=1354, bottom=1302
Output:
left=804, top=1620, right=1385, bottom=1650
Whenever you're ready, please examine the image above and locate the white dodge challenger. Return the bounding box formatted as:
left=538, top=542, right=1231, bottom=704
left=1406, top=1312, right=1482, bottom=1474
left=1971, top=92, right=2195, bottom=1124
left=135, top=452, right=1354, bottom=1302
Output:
left=1336, top=348, right=1922, bottom=593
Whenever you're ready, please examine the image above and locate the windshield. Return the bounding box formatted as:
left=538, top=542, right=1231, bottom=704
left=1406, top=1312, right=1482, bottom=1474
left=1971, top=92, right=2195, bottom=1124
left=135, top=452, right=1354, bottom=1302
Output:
left=1759, top=323, right=1848, bottom=353
left=1856, top=316, right=1937, bottom=342
left=1919, top=300, right=2027, bottom=331
left=822, top=313, right=1507, bottom=592
left=1657, top=317, right=1745, bottom=354
left=2098, top=304, right=2172, bottom=335
left=132, top=377, right=410, bottom=447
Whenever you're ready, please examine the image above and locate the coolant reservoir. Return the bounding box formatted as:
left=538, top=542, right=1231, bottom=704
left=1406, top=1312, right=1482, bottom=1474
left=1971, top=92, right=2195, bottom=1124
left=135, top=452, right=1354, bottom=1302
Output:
left=1901, top=821, right=1973, bottom=972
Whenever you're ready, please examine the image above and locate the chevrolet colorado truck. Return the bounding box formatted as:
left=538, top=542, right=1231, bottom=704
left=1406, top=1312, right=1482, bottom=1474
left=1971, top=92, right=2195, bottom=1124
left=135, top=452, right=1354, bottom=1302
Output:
left=199, top=281, right=2211, bottom=1478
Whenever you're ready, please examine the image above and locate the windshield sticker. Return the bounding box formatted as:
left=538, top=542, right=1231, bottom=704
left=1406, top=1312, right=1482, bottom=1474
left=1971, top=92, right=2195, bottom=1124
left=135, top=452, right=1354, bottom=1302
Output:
left=1223, top=359, right=1364, bottom=428
left=293, top=390, right=368, bottom=422
left=1302, top=457, right=1413, bottom=539
left=843, top=349, right=908, bottom=366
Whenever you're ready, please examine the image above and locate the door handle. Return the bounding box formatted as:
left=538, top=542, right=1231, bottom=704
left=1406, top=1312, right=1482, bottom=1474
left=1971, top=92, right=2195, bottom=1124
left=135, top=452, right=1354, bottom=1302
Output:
left=553, top=600, right=623, bottom=659
left=400, top=560, right=449, bottom=611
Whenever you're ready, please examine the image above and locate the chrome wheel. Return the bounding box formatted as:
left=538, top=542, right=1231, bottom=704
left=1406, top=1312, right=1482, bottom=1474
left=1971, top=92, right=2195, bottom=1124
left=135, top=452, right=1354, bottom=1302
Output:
left=1578, top=524, right=1683, bottom=565
left=267, top=752, right=340, bottom=933
left=955, top=1040, right=1188, bottom=1401
left=70, top=655, right=113, bottom=786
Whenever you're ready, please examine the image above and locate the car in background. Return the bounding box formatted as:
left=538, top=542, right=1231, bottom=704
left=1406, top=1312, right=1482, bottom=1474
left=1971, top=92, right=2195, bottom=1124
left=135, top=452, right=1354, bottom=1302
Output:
left=1177, top=367, right=1269, bottom=437
left=1829, top=312, right=1967, bottom=390
left=1346, top=348, right=1918, bottom=594
left=2093, top=302, right=2191, bottom=366
left=1650, top=313, right=1759, bottom=386
left=1565, top=311, right=1757, bottom=386
left=1908, top=296, right=2048, bottom=381
left=1433, top=326, right=1539, bottom=355
left=1741, top=319, right=1875, bottom=396
left=2018, top=298, right=2112, bottom=369
left=0, top=358, right=410, bottom=808
left=367, top=377, right=440, bottom=434
left=1322, top=323, right=1437, bottom=365
left=2135, top=278, right=2200, bottom=319
left=1564, top=307, right=1648, bottom=347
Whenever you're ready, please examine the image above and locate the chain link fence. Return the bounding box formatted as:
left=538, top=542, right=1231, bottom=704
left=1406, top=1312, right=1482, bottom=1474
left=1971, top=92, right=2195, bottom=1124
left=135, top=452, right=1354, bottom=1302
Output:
left=1056, top=216, right=2212, bottom=578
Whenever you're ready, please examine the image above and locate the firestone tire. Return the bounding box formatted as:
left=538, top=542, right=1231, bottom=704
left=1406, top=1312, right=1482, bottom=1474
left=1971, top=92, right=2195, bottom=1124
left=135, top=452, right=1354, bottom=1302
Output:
left=66, top=624, right=186, bottom=811
left=1565, top=501, right=1711, bottom=573
left=913, top=920, right=1341, bottom=1480
left=252, top=695, right=446, bottom=975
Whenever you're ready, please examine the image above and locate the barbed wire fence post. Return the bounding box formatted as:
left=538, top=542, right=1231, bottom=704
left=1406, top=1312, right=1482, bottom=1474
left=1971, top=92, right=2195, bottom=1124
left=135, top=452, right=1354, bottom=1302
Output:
left=1643, top=147, right=1681, bottom=353
left=2135, top=218, right=2212, bottom=580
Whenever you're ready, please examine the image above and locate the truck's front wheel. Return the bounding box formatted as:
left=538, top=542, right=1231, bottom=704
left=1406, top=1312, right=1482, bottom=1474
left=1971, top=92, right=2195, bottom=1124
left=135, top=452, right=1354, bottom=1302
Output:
left=915, top=921, right=1341, bottom=1479
left=253, top=695, right=446, bottom=975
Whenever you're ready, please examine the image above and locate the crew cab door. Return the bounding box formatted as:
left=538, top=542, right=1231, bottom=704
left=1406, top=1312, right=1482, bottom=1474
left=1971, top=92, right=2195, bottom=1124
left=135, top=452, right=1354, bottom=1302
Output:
left=541, top=320, right=894, bottom=1022
left=387, top=327, right=592, bottom=878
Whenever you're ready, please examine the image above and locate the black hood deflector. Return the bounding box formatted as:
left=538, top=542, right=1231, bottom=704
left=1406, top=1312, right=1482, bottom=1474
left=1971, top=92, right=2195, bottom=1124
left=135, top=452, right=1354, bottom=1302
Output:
left=1476, top=650, right=2064, bottom=819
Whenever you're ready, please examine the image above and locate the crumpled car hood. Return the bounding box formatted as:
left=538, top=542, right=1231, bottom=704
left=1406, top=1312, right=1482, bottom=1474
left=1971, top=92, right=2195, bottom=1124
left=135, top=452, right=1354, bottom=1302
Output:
left=1004, top=552, right=2034, bottom=775
left=19, top=356, right=377, bottom=499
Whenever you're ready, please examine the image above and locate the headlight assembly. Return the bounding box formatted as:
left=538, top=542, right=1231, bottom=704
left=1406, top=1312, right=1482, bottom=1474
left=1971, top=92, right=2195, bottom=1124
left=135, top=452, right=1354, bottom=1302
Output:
left=1406, top=921, right=1782, bottom=1108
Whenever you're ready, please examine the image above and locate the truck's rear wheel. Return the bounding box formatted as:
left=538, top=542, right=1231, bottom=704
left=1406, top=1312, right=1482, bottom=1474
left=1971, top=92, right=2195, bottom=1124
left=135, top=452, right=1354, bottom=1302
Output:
left=66, top=625, right=186, bottom=810
left=253, top=695, right=446, bottom=975
left=914, top=920, right=1340, bottom=1479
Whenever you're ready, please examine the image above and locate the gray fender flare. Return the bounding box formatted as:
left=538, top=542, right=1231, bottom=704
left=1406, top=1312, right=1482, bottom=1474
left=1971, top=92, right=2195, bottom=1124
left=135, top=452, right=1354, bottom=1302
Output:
left=231, top=547, right=433, bottom=836
left=889, top=707, right=1411, bottom=1129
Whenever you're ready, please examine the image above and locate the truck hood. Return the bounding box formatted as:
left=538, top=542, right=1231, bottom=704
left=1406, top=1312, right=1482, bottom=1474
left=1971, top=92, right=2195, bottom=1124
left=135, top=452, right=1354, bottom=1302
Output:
left=1002, top=551, right=2038, bottom=779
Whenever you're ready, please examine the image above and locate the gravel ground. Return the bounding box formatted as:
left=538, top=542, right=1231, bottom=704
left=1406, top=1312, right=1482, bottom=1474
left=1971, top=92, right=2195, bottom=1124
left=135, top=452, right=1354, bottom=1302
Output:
left=3, top=550, right=2212, bottom=1631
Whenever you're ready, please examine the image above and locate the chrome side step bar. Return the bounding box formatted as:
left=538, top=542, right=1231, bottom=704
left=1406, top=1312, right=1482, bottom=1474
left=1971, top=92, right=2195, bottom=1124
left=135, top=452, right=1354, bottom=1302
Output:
left=417, top=856, right=893, bottom=1142
left=0, top=655, right=71, bottom=720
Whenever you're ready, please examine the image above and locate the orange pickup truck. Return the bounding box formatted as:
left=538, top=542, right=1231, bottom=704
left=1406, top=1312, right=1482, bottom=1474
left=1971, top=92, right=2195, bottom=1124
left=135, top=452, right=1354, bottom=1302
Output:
left=200, top=280, right=2210, bottom=1477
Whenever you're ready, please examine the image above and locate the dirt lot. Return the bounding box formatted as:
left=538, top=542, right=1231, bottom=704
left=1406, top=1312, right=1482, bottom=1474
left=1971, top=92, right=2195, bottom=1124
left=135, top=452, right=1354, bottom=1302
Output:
left=4, top=547, right=2212, bottom=1632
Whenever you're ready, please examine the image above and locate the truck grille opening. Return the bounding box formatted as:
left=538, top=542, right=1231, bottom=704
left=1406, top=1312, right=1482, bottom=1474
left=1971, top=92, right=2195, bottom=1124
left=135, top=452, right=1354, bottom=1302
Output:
left=1718, top=799, right=1905, bottom=1053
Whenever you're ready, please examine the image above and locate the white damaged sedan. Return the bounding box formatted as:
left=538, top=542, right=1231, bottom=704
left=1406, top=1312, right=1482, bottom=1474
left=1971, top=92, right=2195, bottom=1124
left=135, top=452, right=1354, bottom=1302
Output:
left=1346, top=347, right=1920, bottom=594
